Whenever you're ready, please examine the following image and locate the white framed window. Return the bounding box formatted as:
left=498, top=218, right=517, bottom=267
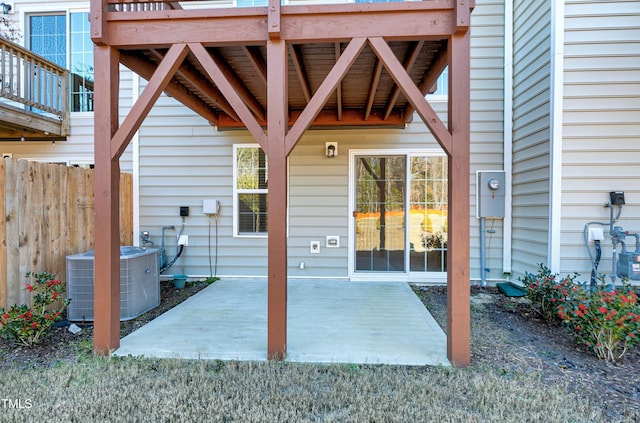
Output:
left=233, top=144, right=269, bottom=237
left=26, top=10, right=94, bottom=113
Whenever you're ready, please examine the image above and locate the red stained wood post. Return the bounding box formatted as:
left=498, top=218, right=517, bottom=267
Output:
left=267, top=38, right=288, bottom=359
left=447, top=32, right=471, bottom=367
left=93, top=45, right=121, bottom=354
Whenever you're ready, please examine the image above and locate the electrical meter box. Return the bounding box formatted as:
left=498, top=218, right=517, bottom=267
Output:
left=477, top=171, right=506, bottom=218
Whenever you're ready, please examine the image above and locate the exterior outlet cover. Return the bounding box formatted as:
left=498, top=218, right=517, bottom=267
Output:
left=588, top=227, right=604, bottom=242
left=310, top=241, right=320, bottom=254
left=326, top=236, right=340, bottom=248
left=178, top=235, right=189, bottom=246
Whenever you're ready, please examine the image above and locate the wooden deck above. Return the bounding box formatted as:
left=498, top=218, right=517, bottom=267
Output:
left=93, top=0, right=471, bottom=131
left=0, top=38, right=69, bottom=142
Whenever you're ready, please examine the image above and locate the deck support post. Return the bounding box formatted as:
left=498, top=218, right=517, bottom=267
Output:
left=93, top=45, right=121, bottom=354
left=266, top=38, right=289, bottom=360
left=446, top=31, right=471, bottom=367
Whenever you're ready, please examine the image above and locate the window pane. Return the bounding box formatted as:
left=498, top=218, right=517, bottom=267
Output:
left=28, top=14, right=66, bottom=113
left=237, top=0, right=268, bottom=6
left=70, top=12, right=94, bottom=112
left=430, top=66, right=448, bottom=96
left=238, top=193, right=268, bottom=234
left=236, top=147, right=267, bottom=190
left=29, top=15, right=66, bottom=67
left=409, top=155, right=448, bottom=272
left=235, top=146, right=268, bottom=235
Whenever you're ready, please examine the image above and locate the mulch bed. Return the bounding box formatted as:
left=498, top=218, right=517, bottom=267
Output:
left=415, top=285, right=640, bottom=422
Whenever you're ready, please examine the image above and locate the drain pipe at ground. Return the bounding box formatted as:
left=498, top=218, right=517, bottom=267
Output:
left=480, top=217, right=489, bottom=287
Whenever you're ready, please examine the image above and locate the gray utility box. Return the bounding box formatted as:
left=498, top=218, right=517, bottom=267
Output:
left=477, top=171, right=506, bottom=218
left=66, top=247, right=160, bottom=321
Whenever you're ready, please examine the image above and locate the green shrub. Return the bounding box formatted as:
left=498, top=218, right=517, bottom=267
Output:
left=0, top=272, right=70, bottom=346
left=519, top=263, right=578, bottom=324
left=558, top=285, right=640, bottom=362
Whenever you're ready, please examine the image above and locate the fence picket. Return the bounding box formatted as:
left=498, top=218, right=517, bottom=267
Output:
left=1, top=159, right=132, bottom=308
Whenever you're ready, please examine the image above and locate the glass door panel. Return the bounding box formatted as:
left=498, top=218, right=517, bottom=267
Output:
left=408, top=155, right=448, bottom=272
left=354, top=156, right=405, bottom=272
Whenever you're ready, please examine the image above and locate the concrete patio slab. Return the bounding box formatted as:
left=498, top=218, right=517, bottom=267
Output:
left=114, top=279, right=449, bottom=366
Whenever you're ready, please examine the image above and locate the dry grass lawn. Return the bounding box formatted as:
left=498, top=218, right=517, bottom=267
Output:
left=0, top=356, right=608, bottom=422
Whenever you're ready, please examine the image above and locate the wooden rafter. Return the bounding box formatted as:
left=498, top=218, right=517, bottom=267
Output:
left=289, top=44, right=312, bottom=103
left=209, top=49, right=266, bottom=122
left=368, top=37, right=452, bottom=155
left=364, top=59, right=383, bottom=121
left=404, top=46, right=449, bottom=123
left=285, top=37, right=368, bottom=155
left=241, top=46, right=267, bottom=88
left=383, top=41, right=424, bottom=120
left=335, top=42, right=342, bottom=121
left=147, top=48, right=240, bottom=121
left=119, top=51, right=220, bottom=126
left=111, top=43, right=189, bottom=160
left=189, top=43, right=267, bottom=150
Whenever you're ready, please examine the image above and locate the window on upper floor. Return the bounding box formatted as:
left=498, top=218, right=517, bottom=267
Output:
left=28, top=12, right=94, bottom=113
left=236, top=0, right=268, bottom=6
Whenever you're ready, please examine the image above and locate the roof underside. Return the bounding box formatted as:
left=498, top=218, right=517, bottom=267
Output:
left=101, top=1, right=462, bottom=131
left=127, top=40, right=447, bottom=129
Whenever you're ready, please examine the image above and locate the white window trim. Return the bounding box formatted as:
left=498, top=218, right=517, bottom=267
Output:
left=232, top=143, right=289, bottom=238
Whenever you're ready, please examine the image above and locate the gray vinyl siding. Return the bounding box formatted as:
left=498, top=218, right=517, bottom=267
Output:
left=468, top=0, right=506, bottom=282
left=560, top=1, right=640, bottom=279
left=510, top=0, right=552, bottom=279
left=134, top=0, right=507, bottom=280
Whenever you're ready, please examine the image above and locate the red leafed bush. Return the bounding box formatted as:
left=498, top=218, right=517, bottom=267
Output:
left=0, top=272, right=70, bottom=346
left=558, top=285, right=640, bottom=362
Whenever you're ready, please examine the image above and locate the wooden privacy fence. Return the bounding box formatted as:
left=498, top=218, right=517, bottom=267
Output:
left=0, top=159, right=132, bottom=308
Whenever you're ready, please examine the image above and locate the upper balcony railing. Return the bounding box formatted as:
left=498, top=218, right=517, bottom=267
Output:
left=0, top=37, right=69, bottom=132
left=105, top=0, right=413, bottom=12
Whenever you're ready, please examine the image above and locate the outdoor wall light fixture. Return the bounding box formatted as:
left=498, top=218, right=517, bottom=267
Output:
left=0, top=3, right=12, bottom=15
left=326, top=142, right=337, bottom=158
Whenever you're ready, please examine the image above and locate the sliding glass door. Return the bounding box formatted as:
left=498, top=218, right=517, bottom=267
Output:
left=352, top=152, right=447, bottom=275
